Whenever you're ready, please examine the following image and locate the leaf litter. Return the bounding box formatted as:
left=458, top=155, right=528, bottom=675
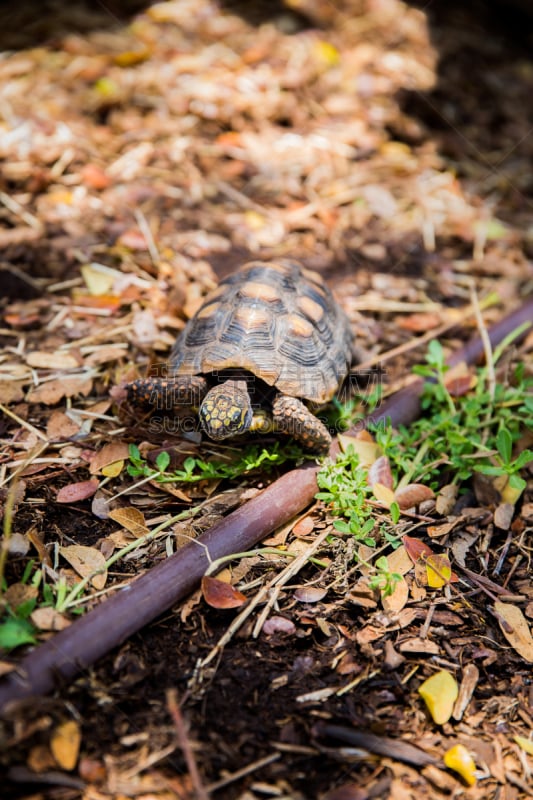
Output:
left=0, top=0, right=532, bottom=798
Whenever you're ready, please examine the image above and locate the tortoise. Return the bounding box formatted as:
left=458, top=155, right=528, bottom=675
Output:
left=127, top=259, right=353, bottom=452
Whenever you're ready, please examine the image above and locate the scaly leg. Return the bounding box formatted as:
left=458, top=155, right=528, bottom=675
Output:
left=272, top=394, right=331, bottom=453
left=127, top=375, right=208, bottom=411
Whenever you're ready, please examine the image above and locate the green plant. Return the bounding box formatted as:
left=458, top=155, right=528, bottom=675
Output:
left=127, top=441, right=306, bottom=484
left=370, top=340, right=532, bottom=490
left=367, top=555, right=402, bottom=597
left=316, top=446, right=376, bottom=546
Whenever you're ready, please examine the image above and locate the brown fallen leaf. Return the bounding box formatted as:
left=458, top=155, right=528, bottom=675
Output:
left=367, top=455, right=394, bottom=490
left=56, top=479, right=99, bottom=504
left=60, top=545, right=107, bottom=590
left=294, top=586, right=327, bottom=603
left=108, top=506, right=149, bottom=538
left=46, top=410, right=81, bottom=441
left=27, top=375, right=93, bottom=404
left=31, top=607, right=71, bottom=632
left=398, top=637, right=440, bottom=655
left=292, top=515, right=316, bottom=538
left=494, top=601, right=533, bottom=663
left=89, top=441, right=131, bottom=474
left=201, top=576, right=246, bottom=609
left=381, top=575, right=409, bottom=614
left=395, top=483, right=435, bottom=510
left=26, top=351, right=81, bottom=370
left=0, top=380, right=26, bottom=404
left=402, top=535, right=434, bottom=563
left=50, top=720, right=81, bottom=771
left=396, top=311, right=442, bottom=332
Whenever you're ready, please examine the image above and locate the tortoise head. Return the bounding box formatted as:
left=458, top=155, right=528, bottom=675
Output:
left=199, top=380, right=253, bottom=440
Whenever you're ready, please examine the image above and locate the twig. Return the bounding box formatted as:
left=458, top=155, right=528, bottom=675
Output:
left=207, top=753, right=280, bottom=793
left=167, top=688, right=209, bottom=800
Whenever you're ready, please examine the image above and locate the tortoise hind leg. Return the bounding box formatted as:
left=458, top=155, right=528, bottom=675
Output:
left=272, top=394, right=331, bottom=453
left=127, top=375, right=208, bottom=410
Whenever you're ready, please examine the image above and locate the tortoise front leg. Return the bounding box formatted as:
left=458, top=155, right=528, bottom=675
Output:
left=272, top=394, right=332, bottom=453
left=127, top=375, right=208, bottom=411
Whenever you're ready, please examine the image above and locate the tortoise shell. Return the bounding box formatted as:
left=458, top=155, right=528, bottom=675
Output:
left=169, top=260, right=352, bottom=404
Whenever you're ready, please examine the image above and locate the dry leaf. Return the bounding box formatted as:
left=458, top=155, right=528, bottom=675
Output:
left=418, top=670, right=459, bottom=724
left=396, top=311, right=442, bottom=332
left=372, top=481, right=396, bottom=508
left=494, top=601, right=533, bottom=663
left=31, top=607, right=71, bottom=631
left=101, top=460, right=124, bottom=478
left=381, top=576, right=409, bottom=614
left=201, top=576, right=246, bottom=609
left=435, top=483, right=458, bottom=515
left=426, top=554, right=452, bottom=588
left=514, top=736, right=533, bottom=756
left=46, top=410, right=81, bottom=441
left=294, top=586, right=327, bottom=603
left=402, top=535, right=434, bottom=563
left=443, top=744, right=477, bottom=786
left=493, top=502, right=515, bottom=530
left=0, top=380, right=25, bottom=403
left=89, top=441, right=131, bottom=474
left=399, top=637, right=439, bottom=655
left=263, top=616, right=296, bottom=635
left=292, top=515, right=316, bottom=537
left=367, top=455, right=394, bottom=490
left=27, top=375, right=93, bottom=404
left=51, top=720, right=81, bottom=771
left=26, top=351, right=80, bottom=370
left=395, top=483, right=435, bottom=510
left=385, top=545, right=414, bottom=576
left=108, top=507, right=149, bottom=538
left=56, top=479, right=99, bottom=504
left=60, top=545, right=107, bottom=590
left=338, top=433, right=381, bottom=466
left=4, top=582, right=38, bottom=609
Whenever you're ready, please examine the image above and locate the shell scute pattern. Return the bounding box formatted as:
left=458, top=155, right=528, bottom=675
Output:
left=169, top=260, right=352, bottom=404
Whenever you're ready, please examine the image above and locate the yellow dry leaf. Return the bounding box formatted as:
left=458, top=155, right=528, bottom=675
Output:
left=51, top=720, right=81, bottom=771
left=102, top=459, right=124, bottom=478
left=514, top=735, right=533, bottom=755
left=312, top=40, right=340, bottom=68
left=60, top=545, right=107, bottom=590
left=109, top=506, right=149, bottom=538
left=418, top=670, right=459, bottom=725
left=338, top=434, right=381, bottom=466
left=81, top=262, right=121, bottom=296
left=426, top=554, right=452, bottom=588
left=244, top=210, right=266, bottom=230
left=494, top=601, right=533, bottom=663
left=443, top=743, right=477, bottom=786
left=373, top=482, right=396, bottom=508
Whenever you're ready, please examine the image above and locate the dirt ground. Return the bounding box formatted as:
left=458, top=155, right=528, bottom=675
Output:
left=0, top=1, right=532, bottom=798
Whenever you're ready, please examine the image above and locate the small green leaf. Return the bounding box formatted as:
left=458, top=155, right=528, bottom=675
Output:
left=0, top=617, right=37, bottom=652
left=390, top=501, right=400, bottom=524
left=497, top=427, right=512, bottom=464
left=155, top=450, right=171, bottom=472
